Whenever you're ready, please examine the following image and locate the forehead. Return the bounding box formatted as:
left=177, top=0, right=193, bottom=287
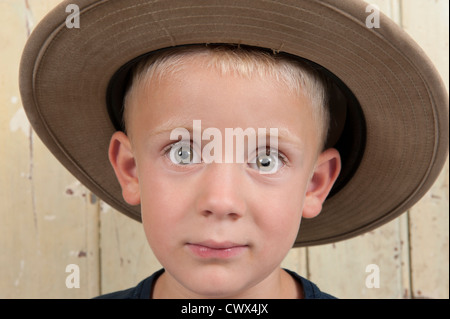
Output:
left=127, top=55, right=320, bottom=149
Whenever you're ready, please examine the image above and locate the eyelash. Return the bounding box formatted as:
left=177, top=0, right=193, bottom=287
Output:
left=162, top=140, right=198, bottom=168
left=248, top=148, right=288, bottom=173
left=269, top=149, right=288, bottom=165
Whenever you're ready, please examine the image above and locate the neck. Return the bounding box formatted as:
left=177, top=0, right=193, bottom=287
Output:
left=152, top=268, right=303, bottom=299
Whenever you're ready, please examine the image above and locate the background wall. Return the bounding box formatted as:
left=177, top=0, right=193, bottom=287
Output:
left=1, top=0, right=448, bottom=299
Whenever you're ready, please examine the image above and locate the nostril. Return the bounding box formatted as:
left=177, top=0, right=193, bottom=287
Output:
left=201, top=210, right=213, bottom=217
left=200, top=209, right=241, bottom=220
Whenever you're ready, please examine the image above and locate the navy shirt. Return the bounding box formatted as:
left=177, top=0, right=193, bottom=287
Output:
left=95, top=269, right=336, bottom=299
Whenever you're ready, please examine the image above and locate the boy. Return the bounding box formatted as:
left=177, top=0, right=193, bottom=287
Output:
left=19, top=0, right=448, bottom=299
left=106, top=44, right=340, bottom=298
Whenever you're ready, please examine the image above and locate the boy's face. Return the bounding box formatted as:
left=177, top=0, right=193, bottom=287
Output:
left=110, top=56, right=340, bottom=298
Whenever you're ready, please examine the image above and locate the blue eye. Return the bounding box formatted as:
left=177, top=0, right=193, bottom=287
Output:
left=167, top=141, right=200, bottom=165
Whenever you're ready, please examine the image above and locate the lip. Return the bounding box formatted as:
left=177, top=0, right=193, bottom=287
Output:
left=186, top=240, right=248, bottom=259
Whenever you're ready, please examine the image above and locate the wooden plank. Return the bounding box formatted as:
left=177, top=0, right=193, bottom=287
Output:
left=401, top=0, right=449, bottom=91
left=0, top=1, right=35, bottom=298
left=305, top=0, right=414, bottom=299
left=26, top=0, right=100, bottom=299
left=400, top=0, right=449, bottom=300
left=408, top=160, right=449, bottom=299
left=99, top=204, right=162, bottom=295
left=281, top=247, right=308, bottom=279
left=0, top=0, right=100, bottom=298
left=307, top=0, right=449, bottom=299
left=307, top=220, right=410, bottom=298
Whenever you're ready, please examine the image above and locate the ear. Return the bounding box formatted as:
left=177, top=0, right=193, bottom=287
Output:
left=108, top=131, right=141, bottom=205
left=302, top=148, right=341, bottom=219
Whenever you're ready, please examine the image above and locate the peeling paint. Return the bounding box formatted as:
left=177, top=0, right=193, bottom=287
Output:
left=20, top=171, right=31, bottom=179
left=69, top=250, right=88, bottom=258
left=100, top=201, right=113, bottom=213
left=24, top=0, right=35, bottom=35
left=64, top=180, right=87, bottom=198
left=9, top=108, right=31, bottom=137
left=13, top=260, right=25, bottom=287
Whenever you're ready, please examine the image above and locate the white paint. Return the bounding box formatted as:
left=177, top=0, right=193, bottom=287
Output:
left=439, top=0, right=449, bottom=28
left=20, top=172, right=30, bottom=179
left=9, top=108, right=30, bottom=137
left=68, top=250, right=79, bottom=257
left=25, top=3, right=35, bottom=34
left=44, top=215, right=56, bottom=221
left=100, top=201, right=112, bottom=214
left=14, top=260, right=25, bottom=287
left=10, top=96, right=18, bottom=104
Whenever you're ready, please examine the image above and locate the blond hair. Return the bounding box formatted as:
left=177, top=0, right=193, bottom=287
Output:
left=123, top=44, right=329, bottom=150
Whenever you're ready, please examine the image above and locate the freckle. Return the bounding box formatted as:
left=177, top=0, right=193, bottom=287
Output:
left=78, top=251, right=86, bottom=257
left=66, top=188, right=74, bottom=195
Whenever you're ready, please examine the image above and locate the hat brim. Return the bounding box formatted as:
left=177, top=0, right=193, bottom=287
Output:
left=20, top=0, right=449, bottom=246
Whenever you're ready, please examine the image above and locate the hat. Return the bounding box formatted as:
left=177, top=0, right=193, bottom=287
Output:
left=19, top=0, right=448, bottom=246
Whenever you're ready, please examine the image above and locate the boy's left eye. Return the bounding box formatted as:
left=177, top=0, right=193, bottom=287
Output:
left=249, top=148, right=286, bottom=174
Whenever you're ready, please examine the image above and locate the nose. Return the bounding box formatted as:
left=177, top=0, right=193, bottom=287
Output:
left=195, top=163, right=247, bottom=220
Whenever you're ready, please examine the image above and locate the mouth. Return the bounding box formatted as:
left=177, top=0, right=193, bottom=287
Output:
left=186, top=240, right=249, bottom=259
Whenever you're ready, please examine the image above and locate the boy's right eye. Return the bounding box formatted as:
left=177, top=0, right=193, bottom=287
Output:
left=166, top=141, right=200, bottom=165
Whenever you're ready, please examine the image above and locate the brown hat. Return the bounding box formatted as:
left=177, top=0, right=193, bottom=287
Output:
left=19, top=0, right=448, bottom=246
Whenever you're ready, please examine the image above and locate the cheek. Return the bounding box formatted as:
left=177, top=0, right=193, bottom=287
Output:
left=255, top=181, right=305, bottom=251
left=138, top=168, right=191, bottom=250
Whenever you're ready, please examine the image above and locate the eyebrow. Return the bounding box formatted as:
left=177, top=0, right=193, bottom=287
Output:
left=272, top=127, right=303, bottom=146
left=146, top=118, right=196, bottom=138
left=147, top=120, right=303, bottom=148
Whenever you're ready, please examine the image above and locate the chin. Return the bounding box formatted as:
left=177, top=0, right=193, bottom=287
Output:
left=181, top=265, right=253, bottom=298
